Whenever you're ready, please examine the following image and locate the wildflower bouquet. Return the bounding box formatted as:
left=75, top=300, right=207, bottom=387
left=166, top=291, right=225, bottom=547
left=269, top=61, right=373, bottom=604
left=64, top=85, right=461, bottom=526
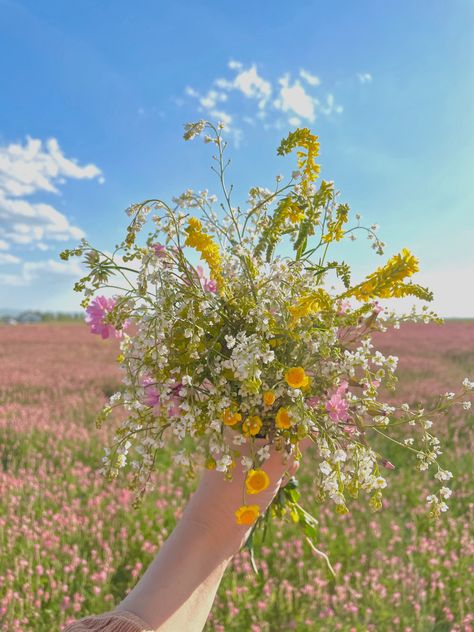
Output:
left=62, top=121, right=472, bottom=568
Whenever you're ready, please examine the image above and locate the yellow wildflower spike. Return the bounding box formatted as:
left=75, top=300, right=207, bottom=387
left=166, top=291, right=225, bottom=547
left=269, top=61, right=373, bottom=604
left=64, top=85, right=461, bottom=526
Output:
left=346, top=248, right=420, bottom=302
left=277, top=128, right=321, bottom=195
left=184, top=217, right=224, bottom=291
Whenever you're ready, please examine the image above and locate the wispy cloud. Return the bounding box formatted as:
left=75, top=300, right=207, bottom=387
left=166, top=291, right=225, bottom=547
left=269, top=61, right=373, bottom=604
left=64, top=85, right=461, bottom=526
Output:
left=0, top=258, right=83, bottom=287
left=299, top=69, right=321, bottom=86
left=357, top=72, right=373, bottom=84
left=183, top=61, right=342, bottom=141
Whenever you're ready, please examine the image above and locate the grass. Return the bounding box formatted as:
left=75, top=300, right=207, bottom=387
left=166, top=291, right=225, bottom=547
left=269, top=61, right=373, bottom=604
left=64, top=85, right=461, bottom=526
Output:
left=0, top=323, right=472, bottom=631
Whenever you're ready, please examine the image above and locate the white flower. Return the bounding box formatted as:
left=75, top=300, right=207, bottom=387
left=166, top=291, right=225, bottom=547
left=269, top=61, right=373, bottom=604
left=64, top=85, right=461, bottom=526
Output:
left=241, top=456, right=253, bottom=471
left=440, top=487, right=452, bottom=499
left=257, top=445, right=271, bottom=461
left=181, top=375, right=193, bottom=385
left=462, top=401, right=471, bottom=410
left=373, top=476, right=387, bottom=489
left=225, top=335, right=236, bottom=349
left=209, top=419, right=222, bottom=432
left=319, top=461, right=332, bottom=476
left=216, top=454, right=233, bottom=472
left=462, top=377, right=474, bottom=390
left=333, top=449, right=347, bottom=463
left=434, top=469, right=453, bottom=481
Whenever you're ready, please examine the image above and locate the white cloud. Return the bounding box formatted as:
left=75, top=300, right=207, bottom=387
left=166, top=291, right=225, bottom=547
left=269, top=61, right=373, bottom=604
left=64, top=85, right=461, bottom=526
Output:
left=357, top=72, right=373, bottom=84
left=0, top=253, right=20, bottom=264
left=184, top=61, right=344, bottom=140
left=300, top=69, right=320, bottom=86
left=0, top=136, right=102, bottom=250
left=274, top=74, right=317, bottom=122
left=0, top=137, right=103, bottom=198
left=216, top=61, right=272, bottom=109
left=0, top=258, right=83, bottom=287
left=0, top=193, right=85, bottom=244
left=288, top=116, right=302, bottom=127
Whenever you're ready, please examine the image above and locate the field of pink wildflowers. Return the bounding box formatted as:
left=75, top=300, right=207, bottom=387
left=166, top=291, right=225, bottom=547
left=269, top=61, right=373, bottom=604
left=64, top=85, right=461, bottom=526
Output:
left=0, top=322, right=472, bottom=632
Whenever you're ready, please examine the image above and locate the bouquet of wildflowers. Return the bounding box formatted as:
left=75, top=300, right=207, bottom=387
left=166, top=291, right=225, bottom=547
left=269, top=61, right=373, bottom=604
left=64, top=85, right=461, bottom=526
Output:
left=62, top=121, right=472, bottom=568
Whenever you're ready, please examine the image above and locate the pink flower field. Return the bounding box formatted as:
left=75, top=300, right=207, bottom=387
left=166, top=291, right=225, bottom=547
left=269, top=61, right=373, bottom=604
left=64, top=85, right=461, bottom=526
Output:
left=0, top=322, right=473, bottom=631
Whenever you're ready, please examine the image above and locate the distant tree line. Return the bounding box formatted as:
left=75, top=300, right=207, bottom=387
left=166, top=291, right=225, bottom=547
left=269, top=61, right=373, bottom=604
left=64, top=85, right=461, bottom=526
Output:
left=0, top=311, right=84, bottom=324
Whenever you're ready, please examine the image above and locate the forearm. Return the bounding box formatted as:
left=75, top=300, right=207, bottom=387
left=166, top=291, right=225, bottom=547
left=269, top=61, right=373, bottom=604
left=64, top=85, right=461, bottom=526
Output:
left=114, top=446, right=294, bottom=631
left=115, top=474, right=251, bottom=631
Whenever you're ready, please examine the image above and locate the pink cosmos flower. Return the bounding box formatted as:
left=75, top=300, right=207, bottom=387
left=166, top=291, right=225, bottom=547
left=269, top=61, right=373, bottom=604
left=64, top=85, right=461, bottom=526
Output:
left=85, top=296, right=124, bottom=339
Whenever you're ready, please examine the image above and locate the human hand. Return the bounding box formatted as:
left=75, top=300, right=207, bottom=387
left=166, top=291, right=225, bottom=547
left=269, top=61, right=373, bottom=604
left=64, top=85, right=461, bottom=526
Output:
left=182, top=432, right=303, bottom=554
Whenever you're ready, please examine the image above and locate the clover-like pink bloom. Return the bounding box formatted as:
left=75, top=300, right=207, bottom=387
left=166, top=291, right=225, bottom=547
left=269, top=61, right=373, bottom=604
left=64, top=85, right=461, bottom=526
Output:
left=152, top=243, right=168, bottom=258
left=196, top=265, right=217, bottom=294
left=85, top=296, right=124, bottom=339
left=306, top=396, right=320, bottom=409
left=141, top=375, right=161, bottom=408
left=325, top=380, right=350, bottom=422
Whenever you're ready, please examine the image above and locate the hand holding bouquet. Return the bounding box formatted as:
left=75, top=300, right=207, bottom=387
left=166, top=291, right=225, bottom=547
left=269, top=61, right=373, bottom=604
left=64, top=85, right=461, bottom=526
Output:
left=62, top=121, right=472, bottom=571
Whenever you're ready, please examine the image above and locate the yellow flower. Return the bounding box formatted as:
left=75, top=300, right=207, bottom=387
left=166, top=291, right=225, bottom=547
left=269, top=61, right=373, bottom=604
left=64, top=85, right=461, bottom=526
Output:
left=275, top=407, right=293, bottom=429
left=288, top=205, right=305, bottom=224
left=288, top=289, right=332, bottom=326
left=277, top=128, right=321, bottom=196
left=205, top=457, right=216, bottom=470
left=285, top=367, right=309, bottom=389
left=263, top=390, right=276, bottom=406
left=347, top=248, right=420, bottom=302
left=184, top=217, right=224, bottom=291
left=235, top=504, right=260, bottom=525
left=245, top=469, right=270, bottom=495
left=222, top=408, right=242, bottom=426
left=242, top=415, right=263, bottom=436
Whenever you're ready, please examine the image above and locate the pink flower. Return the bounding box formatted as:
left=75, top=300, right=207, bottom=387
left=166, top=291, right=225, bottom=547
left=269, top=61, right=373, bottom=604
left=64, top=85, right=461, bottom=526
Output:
left=203, top=278, right=217, bottom=293
left=325, top=381, right=350, bottom=422
left=372, top=301, right=384, bottom=314
left=141, top=376, right=161, bottom=408
left=197, top=266, right=217, bottom=294
left=152, top=243, right=167, bottom=258
left=337, top=300, right=351, bottom=315
left=306, top=396, right=320, bottom=408
left=141, top=377, right=184, bottom=417
left=85, top=296, right=124, bottom=339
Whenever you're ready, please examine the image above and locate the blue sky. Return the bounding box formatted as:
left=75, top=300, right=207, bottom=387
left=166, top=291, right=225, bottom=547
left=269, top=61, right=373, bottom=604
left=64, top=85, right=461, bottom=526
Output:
left=0, top=0, right=473, bottom=315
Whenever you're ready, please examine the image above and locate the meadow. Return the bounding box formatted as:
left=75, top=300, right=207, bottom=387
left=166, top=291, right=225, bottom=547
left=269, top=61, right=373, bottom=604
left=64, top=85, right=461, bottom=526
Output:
left=0, top=322, right=472, bottom=632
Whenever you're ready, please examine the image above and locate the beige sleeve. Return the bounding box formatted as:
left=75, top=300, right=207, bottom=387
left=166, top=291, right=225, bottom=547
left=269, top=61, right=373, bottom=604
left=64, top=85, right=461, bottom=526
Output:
left=62, top=609, right=152, bottom=632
